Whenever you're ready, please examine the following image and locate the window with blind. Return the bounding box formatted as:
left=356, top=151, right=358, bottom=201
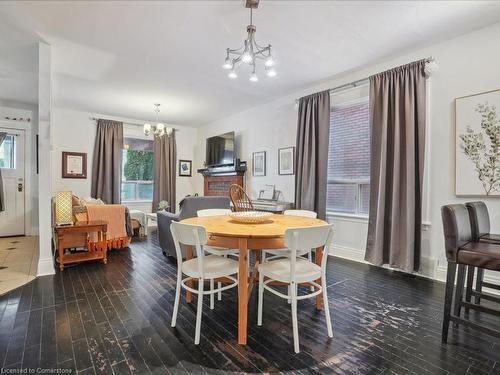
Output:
left=326, top=84, right=370, bottom=215
left=121, top=137, right=154, bottom=202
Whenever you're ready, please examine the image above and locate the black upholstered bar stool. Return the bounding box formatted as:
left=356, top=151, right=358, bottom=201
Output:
left=441, top=204, right=500, bottom=343
left=465, top=201, right=500, bottom=305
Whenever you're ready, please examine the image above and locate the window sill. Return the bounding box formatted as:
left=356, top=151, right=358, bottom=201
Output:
left=122, top=200, right=153, bottom=204
left=327, top=212, right=369, bottom=221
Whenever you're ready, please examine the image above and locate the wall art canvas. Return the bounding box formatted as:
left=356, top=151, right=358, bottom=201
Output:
left=456, top=89, right=500, bottom=195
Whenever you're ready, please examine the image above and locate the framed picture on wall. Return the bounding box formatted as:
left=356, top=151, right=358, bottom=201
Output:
left=455, top=88, right=500, bottom=195
left=278, top=147, right=295, bottom=175
left=62, top=151, right=87, bottom=179
left=253, top=151, right=266, bottom=176
left=179, top=159, right=192, bottom=177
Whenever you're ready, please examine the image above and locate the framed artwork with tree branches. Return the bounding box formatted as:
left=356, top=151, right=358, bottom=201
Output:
left=456, top=89, right=500, bottom=196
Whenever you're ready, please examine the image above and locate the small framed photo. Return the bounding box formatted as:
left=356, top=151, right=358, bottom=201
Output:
left=278, top=147, right=295, bottom=175
left=179, top=159, right=192, bottom=177
left=252, top=151, right=266, bottom=176
left=62, top=151, right=87, bottom=179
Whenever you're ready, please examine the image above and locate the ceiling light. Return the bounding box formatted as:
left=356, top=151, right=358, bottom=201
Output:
left=222, top=2, right=276, bottom=82
left=242, top=51, right=253, bottom=64
left=249, top=72, right=258, bottom=82
left=143, top=104, right=173, bottom=137
left=222, top=54, right=233, bottom=70
left=266, top=69, right=276, bottom=77
left=264, top=56, right=275, bottom=67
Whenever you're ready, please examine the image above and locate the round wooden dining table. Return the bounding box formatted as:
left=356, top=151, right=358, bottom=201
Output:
left=181, top=213, right=328, bottom=345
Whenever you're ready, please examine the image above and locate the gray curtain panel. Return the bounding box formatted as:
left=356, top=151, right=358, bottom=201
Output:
left=365, top=59, right=427, bottom=272
left=91, top=119, right=123, bottom=204
left=0, top=132, right=7, bottom=212
left=153, top=131, right=177, bottom=213
left=295, top=90, right=330, bottom=220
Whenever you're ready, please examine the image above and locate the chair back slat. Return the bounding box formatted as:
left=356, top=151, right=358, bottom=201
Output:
left=197, top=209, right=232, bottom=217
left=170, top=222, right=208, bottom=275
left=285, top=225, right=334, bottom=281
left=229, top=184, right=254, bottom=212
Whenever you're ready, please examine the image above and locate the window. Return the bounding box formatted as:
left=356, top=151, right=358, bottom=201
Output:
left=121, top=137, right=154, bottom=201
left=0, top=135, right=16, bottom=169
left=326, top=84, right=370, bottom=215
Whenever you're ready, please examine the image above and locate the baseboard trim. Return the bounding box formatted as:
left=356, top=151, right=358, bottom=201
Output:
left=37, top=257, right=55, bottom=276
left=330, top=244, right=366, bottom=263
left=331, top=244, right=439, bottom=281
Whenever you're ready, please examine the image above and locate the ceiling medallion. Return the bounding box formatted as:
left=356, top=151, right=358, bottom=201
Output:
left=143, top=103, right=173, bottom=137
left=222, top=0, right=276, bottom=82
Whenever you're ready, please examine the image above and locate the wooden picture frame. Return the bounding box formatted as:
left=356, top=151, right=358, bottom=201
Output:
left=62, top=151, right=87, bottom=179
left=252, top=151, right=266, bottom=176
left=278, top=146, right=295, bottom=175
left=179, top=159, right=192, bottom=177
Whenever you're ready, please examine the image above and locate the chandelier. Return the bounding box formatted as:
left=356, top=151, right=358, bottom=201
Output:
left=143, top=103, right=173, bottom=137
left=222, top=0, right=276, bottom=81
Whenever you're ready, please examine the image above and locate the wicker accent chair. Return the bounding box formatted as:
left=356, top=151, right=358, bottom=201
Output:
left=229, top=184, right=254, bottom=212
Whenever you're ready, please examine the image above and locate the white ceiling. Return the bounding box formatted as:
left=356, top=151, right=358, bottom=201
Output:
left=1, top=1, right=500, bottom=126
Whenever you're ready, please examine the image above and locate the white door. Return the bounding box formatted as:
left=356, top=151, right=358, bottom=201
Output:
left=0, top=128, right=25, bottom=236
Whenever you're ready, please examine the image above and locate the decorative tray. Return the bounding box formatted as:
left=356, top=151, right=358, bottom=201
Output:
left=229, top=211, right=273, bottom=224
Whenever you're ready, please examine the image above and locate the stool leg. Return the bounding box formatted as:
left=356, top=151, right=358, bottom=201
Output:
left=453, top=264, right=466, bottom=326
left=442, top=262, right=457, bottom=343
left=465, top=265, right=475, bottom=315
left=475, top=268, right=484, bottom=305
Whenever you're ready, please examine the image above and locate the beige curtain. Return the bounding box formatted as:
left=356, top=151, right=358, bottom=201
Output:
left=91, top=119, right=123, bottom=204
left=153, top=132, right=177, bottom=213
left=0, top=132, right=6, bottom=212
left=295, top=90, right=330, bottom=220
left=365, top=60, right=427, bottom=272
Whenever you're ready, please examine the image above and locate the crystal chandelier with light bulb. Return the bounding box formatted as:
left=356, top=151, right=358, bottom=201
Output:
left=143, top=103, right=173, bottom=137
left=222, top=0, right=276, bottom=81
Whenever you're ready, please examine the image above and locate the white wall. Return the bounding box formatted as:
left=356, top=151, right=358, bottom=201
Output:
left=195, top=22, right=500, bottom=281
left=51, top=107, right=198, bottom=213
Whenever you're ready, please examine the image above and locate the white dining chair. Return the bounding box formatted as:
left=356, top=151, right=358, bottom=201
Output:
left=263, top=209, right=318, bottom=295
left=262, top=209, right=318, bottom=262
left=170, top=221, right=239, bottom=345
left=197, top=208, right=241, bottom=304
left=257, top=224, right=334, bottom=353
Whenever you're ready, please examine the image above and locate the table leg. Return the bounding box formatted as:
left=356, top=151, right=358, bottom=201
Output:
left=58, top=234, right=64, bottom=272
left=102, top=231, right=108, bottom=264
left=238, top=238, right=248, bottom=345
left=315, top=246, right=323, bottom=310
left=186, top=245, right=193, bottom=303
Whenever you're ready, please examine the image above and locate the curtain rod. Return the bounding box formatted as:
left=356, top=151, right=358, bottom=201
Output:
left=295, top=56, right=435, bottom=104
left=89, top=116, right=179, bottom=131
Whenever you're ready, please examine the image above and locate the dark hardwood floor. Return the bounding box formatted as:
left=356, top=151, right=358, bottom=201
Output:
left=1, top=233, right=500, bottom=374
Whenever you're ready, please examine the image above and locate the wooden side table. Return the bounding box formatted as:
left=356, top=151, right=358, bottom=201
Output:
left=54, top=220, right=108, bottom=271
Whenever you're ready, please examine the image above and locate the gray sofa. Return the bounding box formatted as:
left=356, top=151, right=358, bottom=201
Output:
left=157, top=196, right=231, bottom=259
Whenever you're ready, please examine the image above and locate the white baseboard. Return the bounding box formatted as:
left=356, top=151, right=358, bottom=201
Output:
left=331, top=244, right=439, bottom=281
left=37, top=257, right=55, bottom=276
left=330, top=244, right=366, bottom=263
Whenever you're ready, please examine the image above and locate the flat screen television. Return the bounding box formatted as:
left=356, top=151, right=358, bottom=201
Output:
left=206, top=131, right=235, bottom=167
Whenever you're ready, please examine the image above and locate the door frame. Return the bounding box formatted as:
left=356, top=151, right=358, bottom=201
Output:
left=0, top=119, right=35, bottom=236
